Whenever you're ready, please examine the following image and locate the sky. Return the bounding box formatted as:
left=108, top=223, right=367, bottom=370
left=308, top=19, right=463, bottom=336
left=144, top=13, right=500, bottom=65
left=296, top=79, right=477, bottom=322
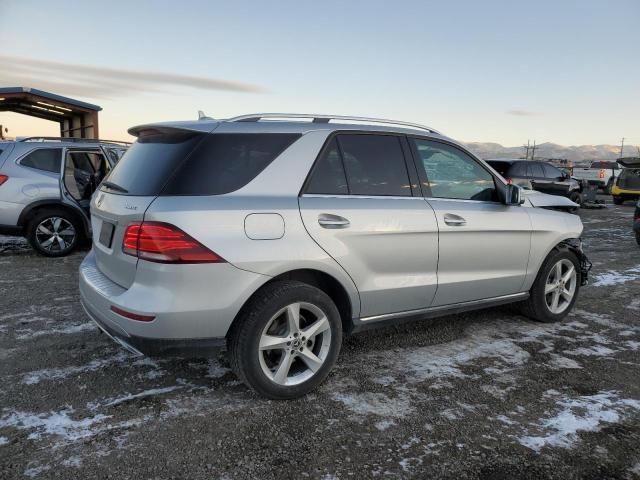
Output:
left=0, top=0, right=638, bottom=147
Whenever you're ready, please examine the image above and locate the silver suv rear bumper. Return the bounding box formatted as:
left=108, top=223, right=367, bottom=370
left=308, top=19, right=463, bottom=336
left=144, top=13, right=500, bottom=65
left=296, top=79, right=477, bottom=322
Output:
left=79, top=249, right=267, bottom=356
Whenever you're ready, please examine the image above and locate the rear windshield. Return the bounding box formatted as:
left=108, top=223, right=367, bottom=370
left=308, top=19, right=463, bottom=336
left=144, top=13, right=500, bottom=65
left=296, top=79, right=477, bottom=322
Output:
left=102, top=131, right=300, bottom=196
left=591, top=161, right=618, bottom=169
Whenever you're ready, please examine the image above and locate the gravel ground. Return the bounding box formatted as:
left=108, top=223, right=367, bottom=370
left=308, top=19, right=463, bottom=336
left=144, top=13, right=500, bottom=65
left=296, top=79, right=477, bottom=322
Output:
left=0, top=200, right=639, bottom=479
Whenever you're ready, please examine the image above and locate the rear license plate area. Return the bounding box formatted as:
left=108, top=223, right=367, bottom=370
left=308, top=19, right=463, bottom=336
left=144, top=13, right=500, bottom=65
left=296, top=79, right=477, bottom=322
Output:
left=99, top=222, right=115, bottom=248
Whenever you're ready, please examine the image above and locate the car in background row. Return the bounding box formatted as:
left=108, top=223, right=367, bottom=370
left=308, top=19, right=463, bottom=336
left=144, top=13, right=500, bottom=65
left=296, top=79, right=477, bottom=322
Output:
left=571, top=161, right=621, bottom=192
left=611, top=158, right=640, bottom=206
left=486, top=159, right=582, bottom=209
left=0, top=137, right=128, bottom=256
left=79, top=113, right=589, bottom=399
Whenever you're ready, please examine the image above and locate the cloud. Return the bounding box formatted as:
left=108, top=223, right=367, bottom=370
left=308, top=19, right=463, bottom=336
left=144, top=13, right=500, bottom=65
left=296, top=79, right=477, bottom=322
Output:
left=0, top=55, right=267, bottom=100
left=506, top=109, right=540, bottom=117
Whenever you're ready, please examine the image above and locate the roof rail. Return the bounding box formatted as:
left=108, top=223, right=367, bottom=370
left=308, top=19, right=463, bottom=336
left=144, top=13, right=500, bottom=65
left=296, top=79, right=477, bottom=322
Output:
left=18, top=136, right=131, bottom=146
left=227, top=113, right=441, bottom=135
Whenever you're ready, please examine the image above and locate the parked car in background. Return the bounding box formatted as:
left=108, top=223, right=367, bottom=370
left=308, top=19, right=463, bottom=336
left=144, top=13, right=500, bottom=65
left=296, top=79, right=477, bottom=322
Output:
left=0, top=137, right=128, bottom=256
left=486, top=159, right=583, bottom=209
left=572, top=161, right=621, bottom=192
left=79, top=113, right=589, bottom=399
left=611, top=158, right=640, bottom=205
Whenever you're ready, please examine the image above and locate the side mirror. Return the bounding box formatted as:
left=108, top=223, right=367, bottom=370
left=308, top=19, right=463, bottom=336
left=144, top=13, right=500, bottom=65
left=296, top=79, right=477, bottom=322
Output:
left=504, top=184, right=524, bottom=205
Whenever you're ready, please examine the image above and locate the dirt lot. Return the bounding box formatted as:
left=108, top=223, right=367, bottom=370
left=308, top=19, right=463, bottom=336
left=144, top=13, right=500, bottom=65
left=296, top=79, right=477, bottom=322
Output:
left=1, top=200, right=639, bottom=479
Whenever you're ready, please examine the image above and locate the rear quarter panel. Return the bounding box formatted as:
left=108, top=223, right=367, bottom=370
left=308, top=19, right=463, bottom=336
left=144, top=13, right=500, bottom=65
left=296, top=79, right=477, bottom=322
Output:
left=144, top=196, right=361, bottom=319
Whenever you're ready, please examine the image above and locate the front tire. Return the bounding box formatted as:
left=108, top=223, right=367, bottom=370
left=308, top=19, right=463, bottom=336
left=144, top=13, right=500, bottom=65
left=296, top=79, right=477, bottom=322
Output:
left=228, top=281, right=342, bottom=399
left=26, top=208, right=82, bottom=257
left=520, top=249, right=581, bottom=323
left=613, top=196, right=624, bottom=205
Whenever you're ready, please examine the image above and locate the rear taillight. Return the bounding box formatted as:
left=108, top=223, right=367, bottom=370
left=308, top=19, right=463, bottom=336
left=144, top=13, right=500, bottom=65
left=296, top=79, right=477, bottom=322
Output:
left=122, top=221, right=224, bottom=264
left=0, top=175, right=8, bottom=186
left=599, top=169, right=605, bottom=179
left=505, top=177, right=513, bottom=185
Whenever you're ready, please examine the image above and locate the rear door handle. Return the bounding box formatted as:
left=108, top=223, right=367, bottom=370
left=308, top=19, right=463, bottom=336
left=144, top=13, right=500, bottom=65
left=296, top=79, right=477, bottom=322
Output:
left=443, top=213, right=466, bottom=226
left=318, top=213, right=350, bottom=229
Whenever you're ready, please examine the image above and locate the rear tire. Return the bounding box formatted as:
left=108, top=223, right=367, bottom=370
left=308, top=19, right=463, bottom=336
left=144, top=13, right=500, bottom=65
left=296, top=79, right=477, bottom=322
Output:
left=228, top=281, right=342, bottom=399
left=568, top=191, right=582, bottom=212
left=26, top=208, right=82, bottom=257
left=520, top=249, right=581, bottom=323
left=613, top=196, right=624, bottom=205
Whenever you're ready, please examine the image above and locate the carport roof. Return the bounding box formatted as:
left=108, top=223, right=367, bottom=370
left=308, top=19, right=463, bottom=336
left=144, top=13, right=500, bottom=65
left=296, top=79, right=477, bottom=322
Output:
left=0, top=87, right=102, bottom=112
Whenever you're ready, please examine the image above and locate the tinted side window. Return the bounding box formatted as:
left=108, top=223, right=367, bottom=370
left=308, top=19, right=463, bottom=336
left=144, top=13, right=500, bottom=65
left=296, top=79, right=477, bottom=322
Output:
left=412, top=139, right=497, bottom=201
left=337, top=134, right=411, bottom=196
left=487, top=161, right=511, bottom=177
left=163, top=133, right=300, bottom=195
left=305, top=138, right=348, bottom=195
left=20, top=148, right=62, bottom=173
left=543, top=163, right=562, bottom=178
left=509, top=162, right=528, bottom=177
left=528, top=163, right=544, bottom=177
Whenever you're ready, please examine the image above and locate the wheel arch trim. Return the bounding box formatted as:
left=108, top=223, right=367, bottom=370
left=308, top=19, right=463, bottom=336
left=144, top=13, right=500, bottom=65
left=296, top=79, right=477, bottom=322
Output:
left=18, top=199, right=90, bottom=237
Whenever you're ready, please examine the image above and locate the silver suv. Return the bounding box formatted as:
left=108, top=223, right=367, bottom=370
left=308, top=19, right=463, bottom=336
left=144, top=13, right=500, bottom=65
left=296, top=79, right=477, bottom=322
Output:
left=79, top=114, right=590, bottom=399
left=0, top=137, right=127, bottom=256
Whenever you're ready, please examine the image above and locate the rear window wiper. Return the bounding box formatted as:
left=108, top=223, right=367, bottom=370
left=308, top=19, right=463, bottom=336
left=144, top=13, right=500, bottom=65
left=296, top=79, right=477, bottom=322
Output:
left=102, top=181, right=128, bottom=193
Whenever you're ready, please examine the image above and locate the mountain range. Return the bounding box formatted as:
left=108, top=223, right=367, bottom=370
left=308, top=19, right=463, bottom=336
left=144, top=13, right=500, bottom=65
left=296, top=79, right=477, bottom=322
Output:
left=464, top=142, right=638, bottom=162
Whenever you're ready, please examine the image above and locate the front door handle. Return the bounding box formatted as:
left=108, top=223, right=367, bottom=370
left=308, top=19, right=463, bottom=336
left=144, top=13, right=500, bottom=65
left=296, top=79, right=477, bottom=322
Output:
left=443, top=213, right=466, bottom=226
left=318, top=213, right=350, bottom=229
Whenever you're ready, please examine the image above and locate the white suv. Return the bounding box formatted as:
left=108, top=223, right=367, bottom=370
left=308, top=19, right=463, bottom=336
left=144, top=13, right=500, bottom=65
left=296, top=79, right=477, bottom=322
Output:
left=79, top=114, right=590, bottom=399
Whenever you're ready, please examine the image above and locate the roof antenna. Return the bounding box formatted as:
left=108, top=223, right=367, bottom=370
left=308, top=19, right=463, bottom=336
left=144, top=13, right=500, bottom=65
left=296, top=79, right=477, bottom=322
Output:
left=198, top=110, right=214, bottom=121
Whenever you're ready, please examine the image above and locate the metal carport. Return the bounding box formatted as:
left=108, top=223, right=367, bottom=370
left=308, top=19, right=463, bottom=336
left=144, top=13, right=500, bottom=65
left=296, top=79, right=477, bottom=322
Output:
left=0, top=87, right=101, bottom=138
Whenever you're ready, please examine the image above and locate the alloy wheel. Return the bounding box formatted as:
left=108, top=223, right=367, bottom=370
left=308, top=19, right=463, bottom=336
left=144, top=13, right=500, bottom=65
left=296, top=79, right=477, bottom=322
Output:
left=544, top=258, right=577, bottom=314
left=258, top=302, right=332, bottom=386
left=35, top=217, right=76, bottom=253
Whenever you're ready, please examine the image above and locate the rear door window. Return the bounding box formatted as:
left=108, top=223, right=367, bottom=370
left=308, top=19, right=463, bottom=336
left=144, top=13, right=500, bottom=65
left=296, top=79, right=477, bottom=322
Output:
left=305, top=138, right=348, bottom=195
left=19, top=148, right=62, bottom=173
left=509, top=162, right=528, bottom=177
left=528, top=163, right=544, bottom=178
left=337, top=134, right=411, bottom=196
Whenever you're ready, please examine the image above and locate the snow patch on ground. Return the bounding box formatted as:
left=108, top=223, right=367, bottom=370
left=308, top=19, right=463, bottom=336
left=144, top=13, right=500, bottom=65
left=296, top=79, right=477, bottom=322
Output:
left=206, top=359, right=231, bottom=378
left=15, top=322, right=96, bottom=340
left=0, top=435, right=8, bottom=445
left=518, top=391, right=640, bottom=451
left=332, top=392, right=413, bottom=418
left=627, top=298, right=640, bottom=311
left=23, top=464, right=51, bottom=478
left=547, top=354, right=582, bottom=369
left=0, top=408, right=111, bottom=442
left=592, top=265, right=640, bottom=287
left=21, top=351, right=132, bottom=385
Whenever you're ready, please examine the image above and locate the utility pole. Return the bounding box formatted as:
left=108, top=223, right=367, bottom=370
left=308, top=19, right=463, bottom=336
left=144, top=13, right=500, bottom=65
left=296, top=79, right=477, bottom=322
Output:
left=530, top=140, right=537, bottom=160
left=619, top=137, right=625, bottom=158
left=523, top=140, right=530, bottom=160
